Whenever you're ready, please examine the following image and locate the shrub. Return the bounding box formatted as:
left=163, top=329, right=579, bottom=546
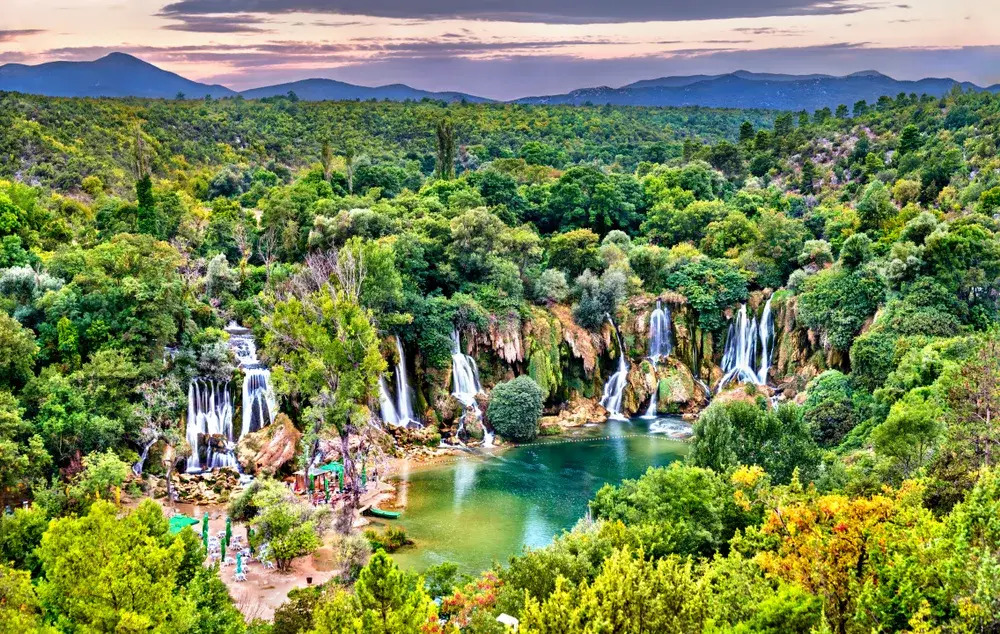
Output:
left=486, top=375, right=543, bottom=442
left=363, top=526, right=412, bottom=553
left=572, top=269, right=627, bottom=331
left=534, top=269, right=569, bottom=304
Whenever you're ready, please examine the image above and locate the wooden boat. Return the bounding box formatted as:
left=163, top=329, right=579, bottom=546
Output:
left=365, top=507, right=401, bottom=519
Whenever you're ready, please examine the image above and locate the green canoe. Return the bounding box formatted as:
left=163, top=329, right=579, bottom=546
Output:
left=366, top=507, right=401, bottom=519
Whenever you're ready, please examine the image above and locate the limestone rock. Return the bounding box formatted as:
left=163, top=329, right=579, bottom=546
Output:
left=553, top=397, right=608, bottom=428
left=237, top=413, right=301, bottom=476
left=550, top=304, right=604, bottom=375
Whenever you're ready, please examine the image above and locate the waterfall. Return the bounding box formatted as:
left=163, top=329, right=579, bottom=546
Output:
left=642, top=388, right=658, bottom=419
left=394, top=337, right=417, bottom=425
left=641, top=300, right=673, bottom=419
left=718, top=299, right=774, bottom=392
left=184, top=323, right=277, bottom=472
left=227, top=323, right=277, bottom=441
left=241, top=368, right=276, bottom=439
left=132, top=439, right=156, bottom=476
left=647, top=300, right=673, bottom=362
left=185, top=378, right=237, bottom=472
left=378, top=376, right=401, bottom=426
left=450, top=329, right=493, bottom=446
left=599, top=314, right=629, bottom=420
left=757, top=297, right=774, bottom=384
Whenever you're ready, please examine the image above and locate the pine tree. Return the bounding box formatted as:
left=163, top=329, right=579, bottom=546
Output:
left=435, top=118, right=456, bottom=180
left=800, top=159, right=817, bottom=195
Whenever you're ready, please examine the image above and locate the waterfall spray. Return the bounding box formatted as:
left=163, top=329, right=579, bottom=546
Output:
left=599, top=314, right=629, bottom=420
left=642, top=300, right=673, bottom=419
left=184, top=323, right=277, bottom=473
left=647, top=300, right=673, bottom=362
left=394, top=337, right=417, bottom=425
left=450, top=329, right=492, bottom=446
left=379, top=376, right=401, bottom=426
left=718, top=298, right=774, bottom=392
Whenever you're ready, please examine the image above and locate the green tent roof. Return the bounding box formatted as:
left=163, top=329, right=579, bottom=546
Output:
left=168, top=515, right=200, bottom=535
left=312, top=462, right=344, bottom=475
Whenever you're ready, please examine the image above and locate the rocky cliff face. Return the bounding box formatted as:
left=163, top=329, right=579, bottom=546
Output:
left=769, top=292, right=835, bottom=398
left=399, top=289, right=836, bottom=431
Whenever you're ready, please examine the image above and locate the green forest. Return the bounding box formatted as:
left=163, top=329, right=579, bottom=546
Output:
left=2, top=85, right=1000, bottom=633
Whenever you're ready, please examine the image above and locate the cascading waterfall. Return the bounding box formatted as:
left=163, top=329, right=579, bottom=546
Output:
left=647, top=300, right=674, bottom=362
left=394, top=337, right=417, bottom=425
left=600, top=314, right=629, bottom=421
left=185, top=378, right=238, bottom=472
left=450, top=329, right=493, bottom=446
left=241, top=368, right=276, bottom=438
left=185, top=323, right=277, bottom=472
left=718, top=298, right=774, bottom=392
left=228, top=324, right=277, bottom=441
left=757, top=297, right=774, bottom=384
left=377, top=338, right=420, bottom=427
left=378, top=376, right=401, bottom=426
left=642, top=301, right=673, bottom=419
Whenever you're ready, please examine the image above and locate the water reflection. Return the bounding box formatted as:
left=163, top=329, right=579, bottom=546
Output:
left=391, top=417, right=689, bottom=574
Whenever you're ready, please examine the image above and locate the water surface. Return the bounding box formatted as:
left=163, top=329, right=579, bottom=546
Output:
left=388, top=418, right=689, bottom=574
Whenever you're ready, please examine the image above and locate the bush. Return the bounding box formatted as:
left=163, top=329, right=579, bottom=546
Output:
left=486, top=376, right=543, bottom=442
left=364, top=526, right=412, bottom=553
left=534, top=269, right=569, bottom=304
left=572, top=268, right=627, bottom=331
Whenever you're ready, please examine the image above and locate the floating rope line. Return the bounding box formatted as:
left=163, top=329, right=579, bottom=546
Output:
left=403, top=433, right=692, bottom=469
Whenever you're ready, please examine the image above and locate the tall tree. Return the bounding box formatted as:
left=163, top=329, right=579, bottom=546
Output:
left=263, top=250, right=385, bottom=531
left=435, top=118, right=456, bottom=180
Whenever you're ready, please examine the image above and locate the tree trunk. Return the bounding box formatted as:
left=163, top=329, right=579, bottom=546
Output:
left=337, top=430, right=362, bottom=534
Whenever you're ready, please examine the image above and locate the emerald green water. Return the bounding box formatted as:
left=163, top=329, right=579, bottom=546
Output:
left=388, top=418, right=689, bottom=575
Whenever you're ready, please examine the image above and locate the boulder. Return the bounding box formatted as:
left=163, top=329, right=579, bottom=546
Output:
left=237, top=413, right=301, bottom=476
left=656, top=361, right=706, bottom=412
left=552, top=397, right=608, bottom=428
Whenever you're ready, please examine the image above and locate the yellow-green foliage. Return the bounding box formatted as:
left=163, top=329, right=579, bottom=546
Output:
left=526, top=308, right=563, bottom=402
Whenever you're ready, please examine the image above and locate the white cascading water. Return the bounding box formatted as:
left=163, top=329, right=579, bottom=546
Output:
left=394, top=337, right=417, bottom=425
left=378, top=376, right=401, bottom=426
left=642, top=301, right=673, bottom=419
left=185, top=323, right=277, bottom=472
left=600, top=314, right=629, bottom=421
left=185, top=378, right=238, bottom=471
left=228, top=324, right=277, bottom=441
left=757, top=297, right=774, bottom=384
left=718, top=298, right=774, bottom=392
left=647, top=300, right=674, bottom=362
left=450, top=329, right=493, bottom=446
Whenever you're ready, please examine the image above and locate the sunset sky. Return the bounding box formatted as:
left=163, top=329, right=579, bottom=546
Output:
left=3, top=0, right=999, bottom=99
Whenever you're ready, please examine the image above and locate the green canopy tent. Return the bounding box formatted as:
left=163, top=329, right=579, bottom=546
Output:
left=312, top=462, right=344, bottom=492
left=168, top=515, right=200, bottom=535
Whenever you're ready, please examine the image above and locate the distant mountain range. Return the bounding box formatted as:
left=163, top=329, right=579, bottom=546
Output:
left=516, top=71, right=1000, bottom=110
left=0, top=53, right=235, bottom=99
left=2, top=53, right=998, bottom=110
left=239, top=78, right=487, bottom=103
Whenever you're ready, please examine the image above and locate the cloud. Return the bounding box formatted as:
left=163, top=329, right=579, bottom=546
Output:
left=160, top=13, right=274, bottom=32
left=158, top=0, right=888, bottom=24
left=206, top=43, right=1000, bottom=99
left=0, top=29, right=46, bottom=42
left=732, top=26, right=806, bottom=36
